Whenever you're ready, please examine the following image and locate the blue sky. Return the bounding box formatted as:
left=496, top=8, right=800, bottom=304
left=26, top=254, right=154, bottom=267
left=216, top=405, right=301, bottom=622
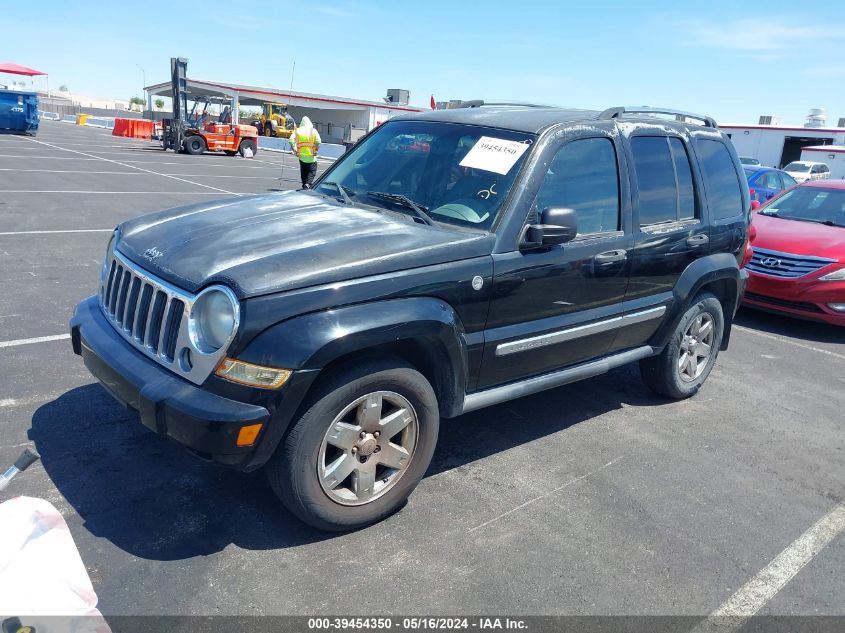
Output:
left=5, top=0, right=845, bottom=125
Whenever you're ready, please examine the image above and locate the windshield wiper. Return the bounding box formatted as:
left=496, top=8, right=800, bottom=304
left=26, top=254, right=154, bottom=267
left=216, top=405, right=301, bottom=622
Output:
left=321, top=181, right=354, bottom=205
left=773, top=215, right=841, bottom=227
left=801, top=218, right=840, bottom=227
left=366, top=191, right=435, bottom=226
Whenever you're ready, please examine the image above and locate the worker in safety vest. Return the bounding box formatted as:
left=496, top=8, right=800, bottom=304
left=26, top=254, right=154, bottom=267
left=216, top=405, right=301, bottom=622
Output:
left=290, top=116, right=321, bottom=188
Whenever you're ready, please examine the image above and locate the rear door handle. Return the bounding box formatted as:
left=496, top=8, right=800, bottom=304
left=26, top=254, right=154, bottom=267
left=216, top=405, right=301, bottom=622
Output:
left=686, top=234, right=709, bottom=247
left=594, top=249, right=627, bottom=264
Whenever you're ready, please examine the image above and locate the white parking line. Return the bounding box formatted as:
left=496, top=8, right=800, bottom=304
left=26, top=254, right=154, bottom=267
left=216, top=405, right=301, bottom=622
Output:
left=0, top=229, right=112, bottom=236
left=734, top=325, right=845, bottom=361
left=0, top=334, right=71, bottom=348
left=0, top=166, right=275, bottom=180
left=23, top=137, right=241, bottom=196
left=0, top=151, right=285, bottom=170
left=692, top=505, right=845, bottom=633
left=23, top=142, right=154, bottom=148
left=0, top=154, right=102, bottom=161
left=468, top=456, right=625, bottom=533
left=0, top=190, right=230, bottom=195
left=0, top=168, right=141, bottom=175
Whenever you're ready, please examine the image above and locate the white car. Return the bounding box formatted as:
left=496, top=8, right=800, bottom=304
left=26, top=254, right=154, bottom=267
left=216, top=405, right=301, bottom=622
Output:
left=783, top=161, right=831, bottom=183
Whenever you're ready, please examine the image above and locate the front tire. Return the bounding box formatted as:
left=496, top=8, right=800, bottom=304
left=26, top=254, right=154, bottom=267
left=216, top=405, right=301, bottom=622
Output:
left=239, top=139, right=257, bottom=157
left=266, top=358, right=439, bottom=531
left=639, top=292, right=724, bottom=399
left=184, top=135, right=206, bottom=155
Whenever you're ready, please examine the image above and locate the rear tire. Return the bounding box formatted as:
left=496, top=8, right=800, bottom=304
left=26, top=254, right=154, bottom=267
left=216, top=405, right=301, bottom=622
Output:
left=184, top=135, right=206, bottom=155
left=265, top=358, right=439, bottom=531
left=639, top=292, right=724, bottom=399
left=239, top=139, right=257, bottom=157
left=264, top=124, right=275, bottom=137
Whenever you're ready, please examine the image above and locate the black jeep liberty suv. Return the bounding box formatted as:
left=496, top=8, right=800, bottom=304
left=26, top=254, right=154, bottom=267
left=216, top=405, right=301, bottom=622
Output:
left=71, top=104, right=751, bottom=531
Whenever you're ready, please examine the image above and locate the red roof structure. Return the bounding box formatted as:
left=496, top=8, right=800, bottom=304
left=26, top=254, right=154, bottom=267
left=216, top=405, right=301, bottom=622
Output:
left=0, top=63, right=47, bottom=77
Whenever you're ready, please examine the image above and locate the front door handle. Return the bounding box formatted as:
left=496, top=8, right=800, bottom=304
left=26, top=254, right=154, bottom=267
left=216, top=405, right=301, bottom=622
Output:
left=686, top=234, right=709, bottom=247
left=594, top=249, right=627, bottom=264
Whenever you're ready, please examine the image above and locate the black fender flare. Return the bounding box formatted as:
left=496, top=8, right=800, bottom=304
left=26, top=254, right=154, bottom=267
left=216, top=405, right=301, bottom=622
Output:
left=237, top=297, right=470, bottom=417
left=652, top=253, right=744, bottom=351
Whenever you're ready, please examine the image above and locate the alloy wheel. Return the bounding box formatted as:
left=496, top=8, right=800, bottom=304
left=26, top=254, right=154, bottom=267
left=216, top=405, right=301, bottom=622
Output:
left=318, top=391, right=419, bottom=506
left=678, top=312, right=715, bottom=382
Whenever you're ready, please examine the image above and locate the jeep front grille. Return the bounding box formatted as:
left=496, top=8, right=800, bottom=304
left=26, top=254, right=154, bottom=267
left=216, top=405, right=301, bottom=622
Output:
left=746, top=247, right=835, bottom=279
left=98, top=249, right=232, bottom=385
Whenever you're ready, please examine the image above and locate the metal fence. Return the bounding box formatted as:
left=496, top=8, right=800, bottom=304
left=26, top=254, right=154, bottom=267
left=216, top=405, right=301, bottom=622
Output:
left=37, top=99, right=146, bottom=121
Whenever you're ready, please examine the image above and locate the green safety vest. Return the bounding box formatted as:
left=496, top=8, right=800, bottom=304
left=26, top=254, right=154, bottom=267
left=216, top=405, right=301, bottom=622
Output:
left=295, top=129, right=318, bottom=163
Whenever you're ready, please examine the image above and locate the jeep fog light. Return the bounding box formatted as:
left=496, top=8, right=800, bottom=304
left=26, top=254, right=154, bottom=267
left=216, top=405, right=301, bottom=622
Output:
left=215, top=358, right=291, bottom=388
left=828, top=303, right=845, bottom=313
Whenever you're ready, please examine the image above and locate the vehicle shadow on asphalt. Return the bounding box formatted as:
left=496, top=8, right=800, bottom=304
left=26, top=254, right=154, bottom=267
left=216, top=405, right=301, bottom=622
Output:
left=28, top=384, right=334, bottom=561
left=29, top=365, right=665, bottom=560
left=735, top=307, right=845, bottom=344
left=429, top=363, right=664, bottom=477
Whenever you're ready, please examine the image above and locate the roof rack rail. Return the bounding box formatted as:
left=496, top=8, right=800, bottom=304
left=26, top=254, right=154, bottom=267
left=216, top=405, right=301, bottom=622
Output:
left=598, top=106, right=718, bottom=128
left=456, top=100, right=552, bottom=109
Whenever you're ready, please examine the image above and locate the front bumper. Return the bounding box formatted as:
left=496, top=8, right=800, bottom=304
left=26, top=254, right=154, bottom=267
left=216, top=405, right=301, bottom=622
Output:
left=743, top=271, right=845, bottom=326
left=70, top=296, right=273, bottom=468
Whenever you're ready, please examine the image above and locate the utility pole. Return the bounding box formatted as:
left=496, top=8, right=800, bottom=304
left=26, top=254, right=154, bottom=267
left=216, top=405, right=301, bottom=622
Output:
left=137, top=64, right=146, bottom=112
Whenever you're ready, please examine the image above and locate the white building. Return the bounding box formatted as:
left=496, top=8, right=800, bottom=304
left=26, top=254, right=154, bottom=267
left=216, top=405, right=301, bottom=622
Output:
left=144, top=77, right=424, bottom=145
left=722, top=109, right=845, bottom=169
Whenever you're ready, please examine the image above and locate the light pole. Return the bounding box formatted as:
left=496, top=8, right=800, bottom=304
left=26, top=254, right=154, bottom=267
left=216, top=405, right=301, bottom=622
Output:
left=136, top=64, right=146, bottom=111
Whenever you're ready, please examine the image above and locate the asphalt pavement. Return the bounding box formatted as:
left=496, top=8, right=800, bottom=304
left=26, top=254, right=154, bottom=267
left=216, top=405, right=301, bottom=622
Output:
left=0, top=121, right=842, bottom=619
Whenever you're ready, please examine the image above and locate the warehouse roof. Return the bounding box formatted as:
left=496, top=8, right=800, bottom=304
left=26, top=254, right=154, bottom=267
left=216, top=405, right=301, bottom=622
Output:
left=144, top=77, right=424, bottom=112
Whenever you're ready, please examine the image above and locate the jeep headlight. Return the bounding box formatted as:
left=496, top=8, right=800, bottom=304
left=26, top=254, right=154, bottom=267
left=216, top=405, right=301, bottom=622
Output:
left=189, top=286, right=239, bottom=352
left=820, top=266, right=845, bottom=281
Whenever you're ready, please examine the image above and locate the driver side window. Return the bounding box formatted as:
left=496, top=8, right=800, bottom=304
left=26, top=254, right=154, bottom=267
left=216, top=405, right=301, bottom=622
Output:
left=534, top=137, right=620, bottom=235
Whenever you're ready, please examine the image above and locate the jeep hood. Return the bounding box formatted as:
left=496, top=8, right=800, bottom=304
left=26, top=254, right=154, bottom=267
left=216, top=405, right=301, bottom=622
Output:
left=116, top=191, right=494, bottom=297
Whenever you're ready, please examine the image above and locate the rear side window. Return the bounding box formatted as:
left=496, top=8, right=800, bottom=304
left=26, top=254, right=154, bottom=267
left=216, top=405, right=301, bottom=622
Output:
left=695, top=139, right=743, bottom=220
left=631, top=136, right=697, bottom=225
left=758, top=171, right=780, bottom=189
left=534, top=137, right=620, bottom=235
left=669, top=138, right=696, bottom=220
left=781, top=173, right=797, bottom=188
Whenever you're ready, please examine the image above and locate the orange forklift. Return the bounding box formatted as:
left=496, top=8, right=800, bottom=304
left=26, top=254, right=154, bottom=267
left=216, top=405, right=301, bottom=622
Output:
left=161, top=57, right=258, bottom=157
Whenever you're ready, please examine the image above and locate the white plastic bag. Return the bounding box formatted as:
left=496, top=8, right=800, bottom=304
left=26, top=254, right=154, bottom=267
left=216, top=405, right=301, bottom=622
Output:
left=0, top=496, right=107, bottom=631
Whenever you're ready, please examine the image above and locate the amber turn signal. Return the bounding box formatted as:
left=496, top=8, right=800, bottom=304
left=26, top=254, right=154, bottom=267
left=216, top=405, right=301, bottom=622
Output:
left=236, top=423, right=264, bottom=447
left=215, top=358, right=291, bottom=389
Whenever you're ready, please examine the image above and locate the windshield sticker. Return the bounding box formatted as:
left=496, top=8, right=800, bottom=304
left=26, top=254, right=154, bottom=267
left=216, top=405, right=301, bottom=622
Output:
left=459, top=137, right=530, bottom=175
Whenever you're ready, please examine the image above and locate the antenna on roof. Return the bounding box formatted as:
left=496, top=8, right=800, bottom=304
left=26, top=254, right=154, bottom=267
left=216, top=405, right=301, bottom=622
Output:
left=289, top=60, right=296, bottom=95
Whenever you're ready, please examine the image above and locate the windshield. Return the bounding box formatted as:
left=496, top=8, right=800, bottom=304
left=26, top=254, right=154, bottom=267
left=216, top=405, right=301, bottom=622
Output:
left=314, top=120, right=536, bottom=230
left=784, top=162, right=811, bottom=172
left=740, top=157, right=759, bottom=165
left=761, top=186, right=845, bottom=227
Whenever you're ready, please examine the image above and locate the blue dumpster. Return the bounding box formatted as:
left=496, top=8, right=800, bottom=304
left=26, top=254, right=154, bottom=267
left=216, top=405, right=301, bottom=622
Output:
left=0, top=89, right=39, bottom=135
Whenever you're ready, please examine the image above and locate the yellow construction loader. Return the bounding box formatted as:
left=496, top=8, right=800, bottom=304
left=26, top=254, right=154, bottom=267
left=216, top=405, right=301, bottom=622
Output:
left=252, top=103, right=295, bottom=138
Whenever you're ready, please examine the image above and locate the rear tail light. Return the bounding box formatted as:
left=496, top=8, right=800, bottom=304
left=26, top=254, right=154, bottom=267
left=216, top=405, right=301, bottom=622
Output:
left=749, top=188, right=757, bottom=201
left=741, top=224, right=757, bottom=268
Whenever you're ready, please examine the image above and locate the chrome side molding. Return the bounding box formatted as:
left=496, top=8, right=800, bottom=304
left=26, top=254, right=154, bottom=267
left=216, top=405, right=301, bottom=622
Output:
left=462, top=346, right=656, bottom=414
left=495, top=306, right=666, bottom=357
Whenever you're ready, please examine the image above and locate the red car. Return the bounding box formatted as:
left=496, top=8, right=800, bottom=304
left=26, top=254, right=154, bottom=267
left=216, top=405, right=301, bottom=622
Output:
left=744, top=180, right=845, bottom=325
